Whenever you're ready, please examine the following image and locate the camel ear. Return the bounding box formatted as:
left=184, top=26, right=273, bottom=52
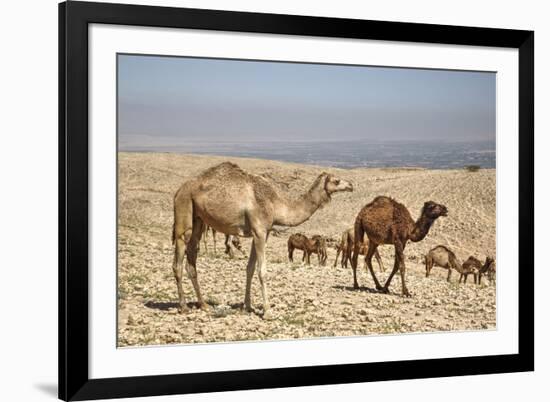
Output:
left=323, top=173, right=332, bottom=190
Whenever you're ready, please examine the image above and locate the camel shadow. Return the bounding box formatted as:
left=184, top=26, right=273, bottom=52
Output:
left=144, top=300, right=264, bottom=316
left=332, top=284, right=383, bottom=294
left=144, top=301, right=206, bottom=311
left=144, top=301, right=179, bottom=310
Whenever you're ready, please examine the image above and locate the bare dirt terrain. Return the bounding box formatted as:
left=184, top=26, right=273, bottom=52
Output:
left=117, top=152, right=496, bottom=347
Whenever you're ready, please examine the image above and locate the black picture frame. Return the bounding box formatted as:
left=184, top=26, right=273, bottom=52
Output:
left=59, top=1, right=534, bottom=400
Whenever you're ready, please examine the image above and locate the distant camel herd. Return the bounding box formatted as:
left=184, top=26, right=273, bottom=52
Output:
left=171, top=162, right=495, bottom=318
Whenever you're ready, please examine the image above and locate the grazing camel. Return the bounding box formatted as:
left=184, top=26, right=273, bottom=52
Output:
left=351, top=196, right=448, bottom=297
left=477, top=257, right=496, bottom=284
left=460, top=256, right=481, bottom=284
left=310, top=235, right=328, bottom=266
left=288, top=233, right=324, bottom=266
left=172, top=162, right=353, bottom=317
left=425, top=245, right=462, bottom=282
left=224, top=235, right=245, bottom=258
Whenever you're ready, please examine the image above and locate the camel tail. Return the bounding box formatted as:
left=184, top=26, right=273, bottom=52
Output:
left=172, top=186, right=194, bottom=248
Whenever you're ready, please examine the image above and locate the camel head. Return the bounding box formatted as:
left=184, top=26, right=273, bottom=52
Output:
left=483, top=256, right=495, bottom=272
left=421, top=201, right=448, bottom=219
left=322, top=173, right=354, bottom=195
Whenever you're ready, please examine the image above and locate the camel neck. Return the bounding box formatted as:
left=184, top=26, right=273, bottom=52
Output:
left=410, top=215, right=435, bottom=242
left=273, top=183, right=329, bottom=227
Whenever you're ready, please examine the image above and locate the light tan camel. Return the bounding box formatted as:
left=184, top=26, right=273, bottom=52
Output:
left=425, top=245, right=462, bottom=282
left=351, top=196, right=447, bottom=296
left=172, top=162, right=353, bottom=318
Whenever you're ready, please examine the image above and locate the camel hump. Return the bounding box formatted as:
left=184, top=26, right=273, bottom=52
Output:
left=431, top=245, right=454, bottom=255
left=200, top=161, right=244, bottom=178
left=370, top=195, right=394, bottom=206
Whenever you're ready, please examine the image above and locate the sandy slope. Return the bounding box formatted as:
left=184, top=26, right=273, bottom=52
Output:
left=117, top=152, right=496, bottom=346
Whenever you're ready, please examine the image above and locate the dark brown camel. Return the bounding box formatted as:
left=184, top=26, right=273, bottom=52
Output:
left=460, top=256, right=481, bottom=284
left=288, top=233, right=323, bottom=265
left=351, top=196, right=448, bottom=297
left=477, top=257, right=496, bottom=284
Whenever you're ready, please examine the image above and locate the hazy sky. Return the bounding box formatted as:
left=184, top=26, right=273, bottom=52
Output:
left=118, top=54, right=496, bottom=148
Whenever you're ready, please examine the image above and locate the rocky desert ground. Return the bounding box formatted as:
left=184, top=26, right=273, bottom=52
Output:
left=117, top=152, right=496, bottom=347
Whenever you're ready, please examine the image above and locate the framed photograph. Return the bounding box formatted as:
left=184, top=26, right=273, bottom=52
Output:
left=59, top=1, right=534, bottom=400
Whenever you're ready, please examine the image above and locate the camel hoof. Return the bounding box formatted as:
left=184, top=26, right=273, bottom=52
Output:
left=402, top=291, right=412, bottom=298
left=378, top=287, right=389, bottom=294
left=177, top=306, right=190, bottom=314
left=353, top=283, right=360, bottom=290
left=198, top=303, right=210, bottom=311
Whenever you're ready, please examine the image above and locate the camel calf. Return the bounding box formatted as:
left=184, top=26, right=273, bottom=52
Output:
left=224, top=235, right=246, bottom=258
left=459, top=256, right=481, bottom=284
left=288, top=233, right=324, bottom=266
left=425, top=245, right=461, bottom=282
left=477, top=257, right=496, bottom=284
left=310, top=235, right=328, bottom=266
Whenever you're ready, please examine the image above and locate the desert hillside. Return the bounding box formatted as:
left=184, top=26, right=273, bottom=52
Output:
left=117, top=152, right=496, bottom=346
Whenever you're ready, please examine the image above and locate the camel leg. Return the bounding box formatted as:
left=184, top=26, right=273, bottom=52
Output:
left=224, top=235, right=234, bottom=259
left=212, top=229, right=217, bottom=255
left=351, top=254, right=359, bottom=289
left=374, top=250, right=385, bottom=272
left=447, top=267, right=452, bottom=282
left=394, top=242, right=411, bottom=297
left=185, top=217, right=207, bottom=309
left=253, top=231, right=270, bottom=318
left=202, top=227, right=208, bottom=254
left=334, top=248, right=341, bottom=268
left=380, top=257, right=399, bottom=294
left=288, top=245, right=293, bottom=262
left=425, top=256, right=432, bottom=277
left=172, top=194, right=194, bottom=313
left=173, top=235, right=190, bottom=313
left=365, top=243, right=383, bottom=290
left=244, top=241, right=257, bottom=312
left=345, top=247, right=352, bottom=268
